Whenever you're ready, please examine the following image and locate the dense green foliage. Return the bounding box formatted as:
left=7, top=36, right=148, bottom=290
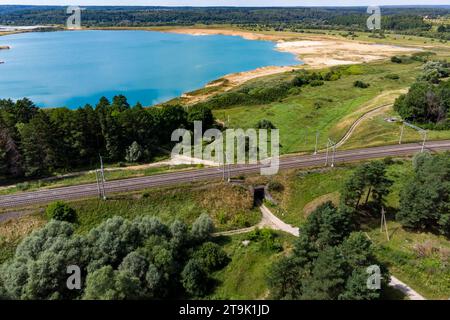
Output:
left=45, top=201, right=77, bottom=223
left=341, top=161, right=393, bottom=211
left=195, top=69, right=340, bottom=110
left=397, top=152, right=450, bottom=236
left=394, top=79, right=450, bottom=129
left=0, top=214, right=227, bottom=299
left=267, top=202, right=388, bottom=300
left=353, top=80, right=370, bottom=89
left=0, top=96, right=214, bottom=178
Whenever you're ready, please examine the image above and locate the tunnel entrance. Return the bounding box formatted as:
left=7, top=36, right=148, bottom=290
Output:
left=253, top=186, right=266, bottom=206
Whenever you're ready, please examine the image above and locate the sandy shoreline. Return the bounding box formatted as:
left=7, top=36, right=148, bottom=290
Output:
left=166, top=27, right=420, bottom=104
left=168, top=28, right=420, bottom=69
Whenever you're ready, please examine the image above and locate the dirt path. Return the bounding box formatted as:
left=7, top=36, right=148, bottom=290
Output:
left=335, top=104, right=393, bottom=149
left=389, top=276, right=425, bottom=300
left=213, top=203, right=299, bottom=237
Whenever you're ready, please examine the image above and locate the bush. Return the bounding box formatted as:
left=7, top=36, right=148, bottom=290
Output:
left=191, top=213, right=214, bottom=241
left=353, top=80, right=370, bottom=89
left=417, top=60, right=450, bottom=84
left=323, top=70, right=342, bottom=81
left=248, top=228, right=283, bottom=252
left=256, top=119, right=276, bottom=129
left=268, top=181, right=284, bottom=192
left=181, top=258, right=210, bottom=297
left=125, top=141, right=142, bottom=163
left=310, top=80, right=324, bottom=87
left=391, top=56, right=403, bottom=63
left=193, top=242, right=230, bottom=271
left=385, top=74, right=400, bottom=80
left=45, top=201, right=77, bottom=222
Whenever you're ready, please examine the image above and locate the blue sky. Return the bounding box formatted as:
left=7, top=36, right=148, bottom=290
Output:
left=0, top=1, right=449, bottom=6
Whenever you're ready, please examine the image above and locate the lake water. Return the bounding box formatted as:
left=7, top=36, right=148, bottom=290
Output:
left=0, top=30, right=299, bottom=108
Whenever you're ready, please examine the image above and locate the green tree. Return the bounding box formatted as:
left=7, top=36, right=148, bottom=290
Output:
left=301, top=202, right=354, bottom=249
left=0, top=117, right=22, bottom=177
left=191, top=213, right=215, bottom=242
left=341, top=161, right=392, bottom=210
left=397, top=153, right=450, bottom=235
left=18, top=111, right=56, bottom=177
left=187, top=104, right=214, bottom=129
left=125, top=141, right=142, bottom=163
left=301, top=246, right=347, bottom=300
left=45, top=201, right=77, bottom=223
left=181, top=259, right=209, bottom=297
left=267, top=256, right=304, bottom=299
left=192, top=242, right=229, bottom=271
left=83, top=266, right=140, bottom=300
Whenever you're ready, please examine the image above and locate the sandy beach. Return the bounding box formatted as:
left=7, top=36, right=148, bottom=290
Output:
left=275, top=39, right=420, bottom=68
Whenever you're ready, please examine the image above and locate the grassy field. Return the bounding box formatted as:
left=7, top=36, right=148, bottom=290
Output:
left=0, top=213, right=45, bottom=264
left=213, top=60, right=424, bottom=154
left=341, top=106, right=450, bottom=150
left=71, top=182, right=260, bottom=234
left=210, top=231, right=296, bottom=299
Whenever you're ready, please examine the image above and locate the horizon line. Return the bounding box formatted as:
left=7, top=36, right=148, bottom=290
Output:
left=2, top=4, right=450, bottom=8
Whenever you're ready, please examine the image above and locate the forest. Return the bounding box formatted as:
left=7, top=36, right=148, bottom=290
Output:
left=0, top=96, right=214, bottom=179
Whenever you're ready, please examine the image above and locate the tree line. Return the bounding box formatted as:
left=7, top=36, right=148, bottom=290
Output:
left=0, top=5, right=441, bottom=32
left=0, top=96, right=214, bottom=178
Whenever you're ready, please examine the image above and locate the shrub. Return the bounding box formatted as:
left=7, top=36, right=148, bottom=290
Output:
left=268, top=181, right=284, bottom=192
left=45, top=201, right=77, bottom=222
left=310, top=80, right=324, bottom=87
left=292, top=74, right=310, bottom=87
left=248, top=228, right=282, bottom=252
left=181, top=258, right=210, bottom=297
left=323, top=70, right=342, bottom=81
left=314, top=101, right=323, bottom=109
left=191, top=213, right=214, bottom=241
left=193, top=242, right=230, bottom=271
left=417, top=60, right=450, bottom=84
left=385, top=74, right=400, bottom=80
left=391, top=56, right=403, bottom=63
left=125, top=141, right=142, bottom=163
left=353, top=80, right=370, bottom=89
left=256, top=119, right=276, bottom=129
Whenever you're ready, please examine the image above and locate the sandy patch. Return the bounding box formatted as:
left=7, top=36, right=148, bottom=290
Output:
left=276, top=40, right=420, bottom=68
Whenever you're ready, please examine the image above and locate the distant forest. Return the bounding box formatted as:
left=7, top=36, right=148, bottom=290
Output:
left=0, top=6, right=449, bottom=33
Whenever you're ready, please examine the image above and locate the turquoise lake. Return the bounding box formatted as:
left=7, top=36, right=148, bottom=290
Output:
left=0, top=30, right=299, bottom=108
